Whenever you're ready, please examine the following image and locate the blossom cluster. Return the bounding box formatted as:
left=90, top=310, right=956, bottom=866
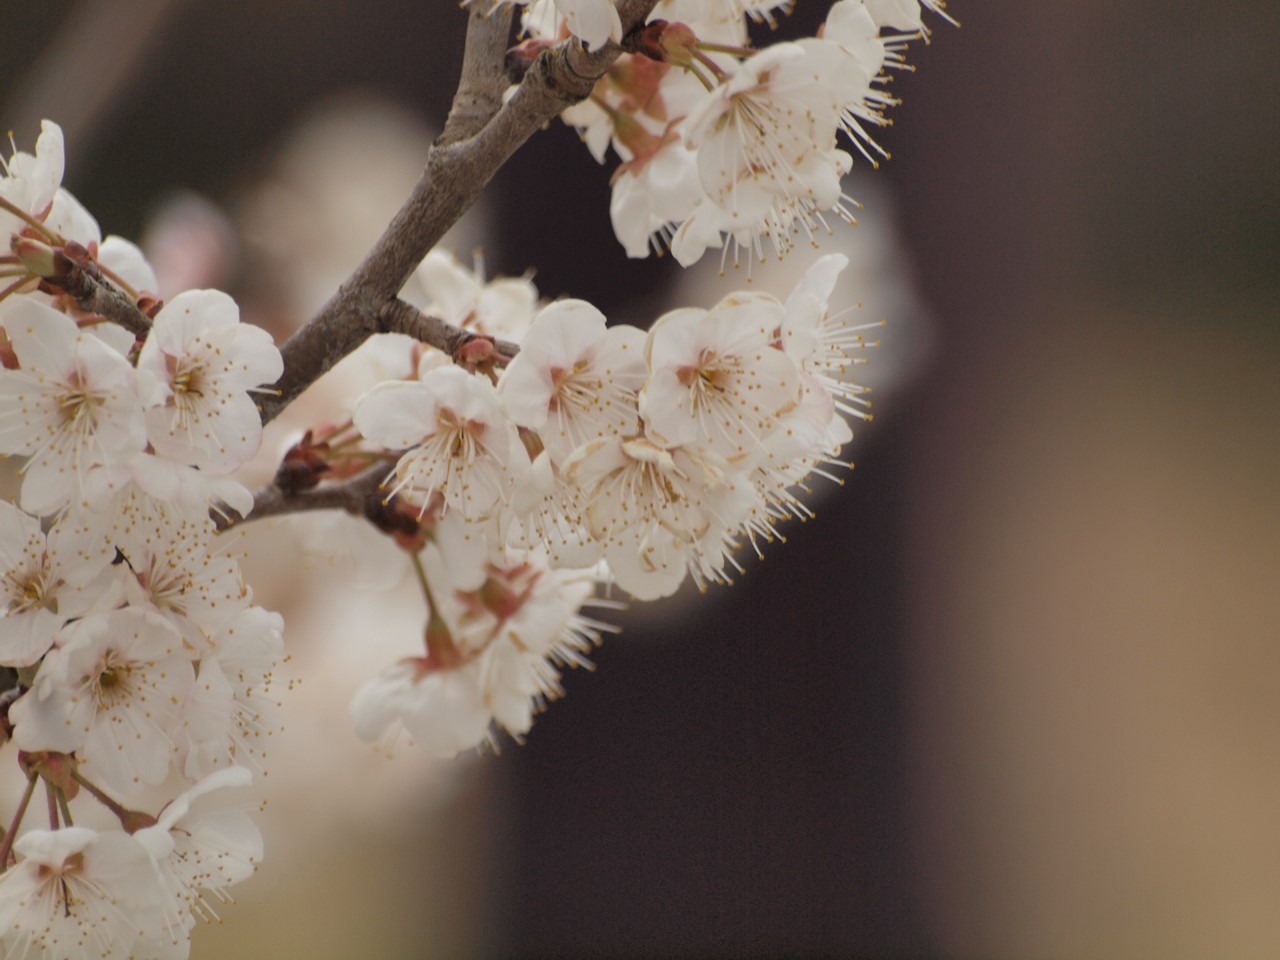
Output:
left=532, top=0, right=952, bottom=264
left=0, top=122, right=281, bottom=959
left=344, top=243, right=874, bottom=754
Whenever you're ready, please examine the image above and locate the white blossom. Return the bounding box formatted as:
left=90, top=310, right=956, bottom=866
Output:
left=135, top=766, right=263, bottom=936
left=0, top=120, right=63, bottom=240
left=0, top=827, right=170, bottom=960
left=498, top=299, right=647, bottom=465
left=10, top=609, right=193, bottom=798
left=355, top=364, right=525, bottom=523
left=178, top=605, right=285, bottom=779
left=0, top=300, right=146, bottom=516
left=407, top=248, right=538, bottom=342
left=0, top=502, right=115, bottom=667
left=137, top=289, right=282, bottom=474
left=640, top=293, right=801, bottom=461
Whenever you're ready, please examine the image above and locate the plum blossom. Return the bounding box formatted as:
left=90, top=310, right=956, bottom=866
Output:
left=10, top=609, right=194, bottom=798
left=564, top=434, right=752, bottom=598
left=498, top=299, right=647, bottom=465
left=0, top=301, right=146, bottom=516
left=355, top=364, right=525, bottom=523
left=0, top=827, right=169, bottom=960
left=136, top=289, right=283, bottom=474
left=640, top=293, right=801, bottom=461
left=351, top=517, right=608, bottom=754
left=407, top=248, right=538, bottom=342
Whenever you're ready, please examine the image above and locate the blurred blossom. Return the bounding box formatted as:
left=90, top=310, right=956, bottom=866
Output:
left=140, top=192, right=239, bottom=299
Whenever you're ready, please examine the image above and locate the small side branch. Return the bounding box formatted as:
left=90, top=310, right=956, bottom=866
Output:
left=57, top=264, right=151, bottom=337
left=379, top=298, right=519, bottom=360
left=219, top=462, right=389, bottom=532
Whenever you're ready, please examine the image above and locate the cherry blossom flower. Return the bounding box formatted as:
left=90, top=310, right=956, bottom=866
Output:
left=0, top=502, right=115, bottom=668
left=0, top=120, right=63, bottom=240
left=10, top=609, right=194, bottom=797
left=112, top=503, right=251, bottom=651
left=137, top=289, right=283, bottom=474
left=355, top=364, right=525, bottom=523
left=498, top=299, right=647, bottom=465
left=135, top=766, right=263, bottom=934
left=640, top=293, right=801, bottom=461
left=178, top=605, right=285, bottom=779
left=0, top=827, right=169, bottom=960
left=0, top=300, right=146, bottom=516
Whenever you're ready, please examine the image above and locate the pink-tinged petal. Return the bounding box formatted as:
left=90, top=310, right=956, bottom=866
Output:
left=354, top=380, right=437, bottom=447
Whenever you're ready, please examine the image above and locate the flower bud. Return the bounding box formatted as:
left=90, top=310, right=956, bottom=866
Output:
left=11, top=235, right=58, bottom=277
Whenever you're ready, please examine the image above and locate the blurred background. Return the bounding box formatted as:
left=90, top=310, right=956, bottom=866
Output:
left=3, top=1, right=1278, bottom=958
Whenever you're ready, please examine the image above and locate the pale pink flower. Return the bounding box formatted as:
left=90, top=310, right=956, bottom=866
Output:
left=498, top=299, right=647, bottom=465
left=355, top=364, right=524, bottom=523
left=0, top=300, right=145, bottom=516
left=137, top=289, right=282, bottom=474
left=11, top=609, right=193, bottom=798
left=0, top=827, right=169, bottom=960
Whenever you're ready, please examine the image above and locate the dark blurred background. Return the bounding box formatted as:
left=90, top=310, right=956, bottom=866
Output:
left=3, top=2, right=1278, bottom=958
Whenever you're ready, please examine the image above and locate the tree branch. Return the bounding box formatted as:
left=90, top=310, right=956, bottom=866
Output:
left=439, top=6, right=515, bottom=147
left=255, top=0, right=660, bottom=426
left=57, top=264, right=151, bottom=337
left=379, top=298, right=519, bottom=360
left=220, top=462, right=390, bottom=532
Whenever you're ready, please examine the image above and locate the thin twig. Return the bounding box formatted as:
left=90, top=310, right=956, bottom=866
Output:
left=56, top=264, right=151, bottom=337
left=217, top=462, right=389, bottom=533
left=379, top=298, right=519, bottom=359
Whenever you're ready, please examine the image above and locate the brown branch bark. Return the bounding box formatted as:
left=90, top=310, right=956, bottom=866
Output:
left=255, top=0, right=660, bottom=425
left=379, top=298, right=519, bottom=359
left=219, top=462, right=390, bottom=532
left=58, top=265, right=151, bottom=337
left=439, top=6, right=516, bottom=147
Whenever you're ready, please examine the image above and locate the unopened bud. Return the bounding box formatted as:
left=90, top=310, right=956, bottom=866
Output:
left=479, top=575, right=523, bottom=620
left=18, top=750, right=80, bottom=799
left=12, top=235, right=58, bottom=277
left=632, top=20, right=698, bottom=66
